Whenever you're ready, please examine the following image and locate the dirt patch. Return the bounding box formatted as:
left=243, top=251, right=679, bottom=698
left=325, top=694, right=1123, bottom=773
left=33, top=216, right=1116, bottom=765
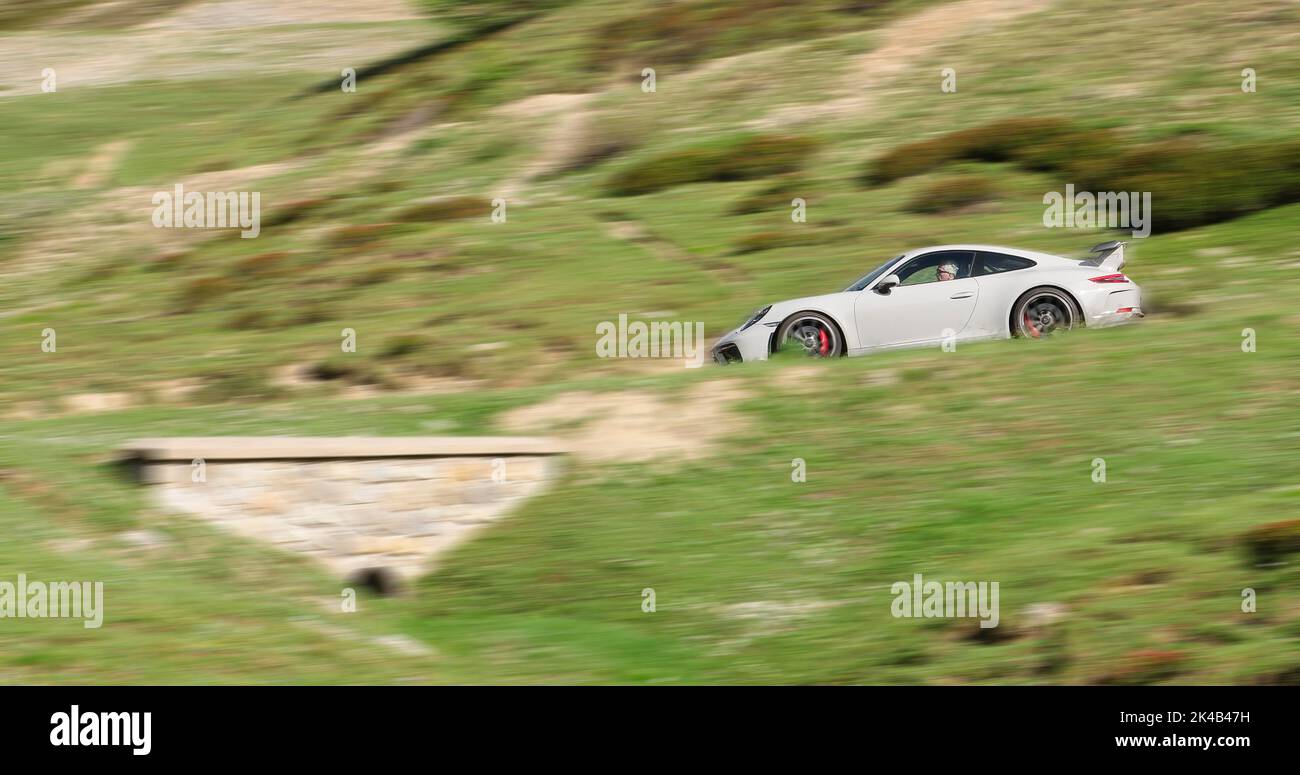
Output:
left=73, top=139, right=133, bottom=189
left=149, top=378, right=204, bottom=403
left=271, top=362, right=482, bottom=397
left=771, top=364, right=824, bottom=394
left=0, top=11, right=428, bottom=97
left=139, top=0, right=422, bottom=29
left=754, top=0, right=1051, bottom=128
left=4, top=402, right=47, bottom=421
left=6, top=159, right=303, bottom=280
left=495, top=93, right=596, bottom=199
left=713, top=598, right=841, bottom=653
left=498, top=380, right=750, bottom=465
left=61, top=392, right=134, bottom=414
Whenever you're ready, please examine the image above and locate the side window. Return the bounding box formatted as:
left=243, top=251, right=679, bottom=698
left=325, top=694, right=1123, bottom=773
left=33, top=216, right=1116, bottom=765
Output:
left=896, top=251, right=974, bottom=286
left=976, top=251, right=1037, bottom=276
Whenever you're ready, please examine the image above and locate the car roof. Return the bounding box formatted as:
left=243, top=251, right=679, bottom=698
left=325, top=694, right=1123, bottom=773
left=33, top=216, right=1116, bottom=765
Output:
left=901, top=244, right=1074, bottom=265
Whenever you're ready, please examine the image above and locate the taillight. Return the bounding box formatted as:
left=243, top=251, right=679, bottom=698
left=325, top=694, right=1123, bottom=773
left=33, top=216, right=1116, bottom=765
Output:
left=1089, top=273, right=1129, bottom=283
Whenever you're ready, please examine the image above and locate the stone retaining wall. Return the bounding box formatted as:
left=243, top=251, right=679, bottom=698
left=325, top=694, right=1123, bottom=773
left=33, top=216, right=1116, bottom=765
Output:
left=120, top=437, right=565, bottom=590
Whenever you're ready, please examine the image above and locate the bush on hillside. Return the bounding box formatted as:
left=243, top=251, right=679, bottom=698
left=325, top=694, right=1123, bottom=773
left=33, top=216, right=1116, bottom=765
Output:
left=732, top=225, right=855, bottom=253
left=904, top=174, right=998, bottom=213
left=864, top=117, right=1300, bottom=233
left=195, top=369, right=282, bottom=404
left=175, top=276, right=234, bottom=313
left=395, top=196, right=489, bottom=223
left=261, top=198, right=330, bottom=228
left=606, top=134, right=819, bottom=196
left=730, top=174, right=811, bottom=215
left=379, top=334, right=433, bottom=359
left=1241, top=519, right=1300, bottom=567
left=587, top=0, right=897, bottom=71
left=420, top=0, right=571, bottom=29
left=863, top=117, right=1072, bottom=184
left=232, top=251, right=293, bottom=277
left=326, top=223, right=401, bottom=248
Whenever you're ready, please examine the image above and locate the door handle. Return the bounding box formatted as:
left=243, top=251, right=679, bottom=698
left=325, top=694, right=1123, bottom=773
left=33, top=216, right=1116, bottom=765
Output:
left=949, top=291, right=974, bottom=299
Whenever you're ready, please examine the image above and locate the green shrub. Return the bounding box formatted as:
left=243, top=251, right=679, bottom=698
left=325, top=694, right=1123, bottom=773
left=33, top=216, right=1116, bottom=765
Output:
left=733, top=225, right=852, bottom=253
left=420, top=0, right=568, bottom=29
left=863, top=117, right=1072, bottom=184
left=291, top=298, right=333, bottom=326
left=195, top=369, right=282, bottom=404
left=261, top=198, right=330, bottom=228
left=1099, top=649, right=1188, bottom=685
left=904, top=174, right=997, bottom=213
left=863, top=136, right=960, bottom=185
left=379, top=334, right=433, bottom=358
left=587, top=0, right=894, bottom=71
left=309, top=356, right=394, bottom=388
left=350, top=263, right=404, bottom=287
left=308, top=357, right=361, bottom=382
left=224, top=309, right=274, bottom=331
left=730, top=174, right=810, bottom=214
left=734, top=230, right=806, bottom=254
left=1241, top=519, right=1300, bottom=566
left=607, top=134, right=819, bottom=196
left=175, top=276, right=234, bottom=313
left=326, top=223, right=399, bottom=248
left=950, top=117, right=1074, bottom=163
left=395, top=196, right=489, bottom=222
left=864, top=117, right=1300, bottom=233
left=144, top=250, right=188, bottom=272
left=232, top=251, right=293, bottom=277
left=1017, top=128, right=1120, bottom=176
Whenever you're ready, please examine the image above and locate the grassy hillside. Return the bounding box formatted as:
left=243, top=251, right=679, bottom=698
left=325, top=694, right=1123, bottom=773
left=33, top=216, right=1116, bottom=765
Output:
left=1, top=0, right=1297, bottom=683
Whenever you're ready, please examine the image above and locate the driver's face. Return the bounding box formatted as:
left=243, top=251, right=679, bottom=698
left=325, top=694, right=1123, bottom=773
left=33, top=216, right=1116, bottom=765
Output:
left=937, top=269, right=955, bottom=281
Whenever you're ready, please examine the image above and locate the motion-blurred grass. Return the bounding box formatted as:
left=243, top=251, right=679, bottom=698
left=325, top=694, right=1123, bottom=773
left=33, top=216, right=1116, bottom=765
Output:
left=1, top=0, right=1298, bottom=683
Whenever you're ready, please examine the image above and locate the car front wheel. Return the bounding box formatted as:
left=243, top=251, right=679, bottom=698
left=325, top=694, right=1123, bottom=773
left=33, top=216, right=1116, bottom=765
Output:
left=775, top=312, right=843, bottom=357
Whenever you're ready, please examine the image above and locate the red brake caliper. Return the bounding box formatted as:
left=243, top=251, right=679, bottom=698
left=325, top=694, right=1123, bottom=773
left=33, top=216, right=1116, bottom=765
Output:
left=818, top=328, right=830, bottom=355
left=1024, top=312, right=1041, bottom=339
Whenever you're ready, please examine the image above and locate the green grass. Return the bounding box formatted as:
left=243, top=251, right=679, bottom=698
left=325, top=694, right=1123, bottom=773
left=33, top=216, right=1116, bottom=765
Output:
left=2, top=0, right=1299, bottom=683
left=4, top=258, right=1298, bottom=682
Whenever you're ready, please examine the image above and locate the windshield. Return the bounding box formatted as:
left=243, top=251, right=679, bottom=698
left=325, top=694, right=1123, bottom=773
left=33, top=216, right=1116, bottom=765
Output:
left=844, top=255, right=903, bottom=291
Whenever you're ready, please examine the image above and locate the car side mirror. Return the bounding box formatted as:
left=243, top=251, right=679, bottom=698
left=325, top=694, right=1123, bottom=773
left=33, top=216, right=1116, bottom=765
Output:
left=876, top=275, right=901, bottom=295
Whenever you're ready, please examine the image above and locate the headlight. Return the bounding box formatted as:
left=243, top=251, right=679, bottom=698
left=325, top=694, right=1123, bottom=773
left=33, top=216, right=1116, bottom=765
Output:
left=740, top=305, right=771, bottom=332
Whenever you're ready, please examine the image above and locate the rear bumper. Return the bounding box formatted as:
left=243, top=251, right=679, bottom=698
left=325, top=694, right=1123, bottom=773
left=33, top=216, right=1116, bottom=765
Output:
left=1083, top=286, right=1144, bottom=328
left=1089, top=307, right=1144, bottom=327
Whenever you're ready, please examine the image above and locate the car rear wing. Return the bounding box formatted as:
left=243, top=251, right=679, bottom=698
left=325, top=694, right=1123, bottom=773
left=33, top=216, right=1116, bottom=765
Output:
left=1083, top=240, right=1126, bottom=271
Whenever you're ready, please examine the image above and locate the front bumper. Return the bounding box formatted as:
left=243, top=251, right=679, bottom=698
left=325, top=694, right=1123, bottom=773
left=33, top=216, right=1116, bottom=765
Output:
left=712, top=321, right=776, bottom=364
left=714, top=342, right=743, bottom=364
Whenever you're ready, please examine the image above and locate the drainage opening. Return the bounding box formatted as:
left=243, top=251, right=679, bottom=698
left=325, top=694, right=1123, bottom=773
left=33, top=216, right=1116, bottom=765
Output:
left=349, top=567, right=402, bottom=597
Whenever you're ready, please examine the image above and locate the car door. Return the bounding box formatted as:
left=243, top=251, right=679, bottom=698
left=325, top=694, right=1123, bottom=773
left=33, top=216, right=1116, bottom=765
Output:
left=853, top=250, right=978, bottom=349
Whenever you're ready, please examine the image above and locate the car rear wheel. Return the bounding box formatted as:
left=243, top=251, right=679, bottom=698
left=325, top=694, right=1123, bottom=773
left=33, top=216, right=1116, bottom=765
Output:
left=1012, top=287, right=1079, bottom=339
left=775, top=312, right=843, bottom=357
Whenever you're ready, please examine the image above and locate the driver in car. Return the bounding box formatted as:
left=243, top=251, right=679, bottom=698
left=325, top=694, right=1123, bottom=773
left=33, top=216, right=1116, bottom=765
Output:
left=936, top=261, right=958, bottom=281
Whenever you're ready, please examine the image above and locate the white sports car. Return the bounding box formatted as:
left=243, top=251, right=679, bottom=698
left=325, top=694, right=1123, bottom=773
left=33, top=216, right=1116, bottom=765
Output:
left=713, top=241, right=1143, bottom=363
